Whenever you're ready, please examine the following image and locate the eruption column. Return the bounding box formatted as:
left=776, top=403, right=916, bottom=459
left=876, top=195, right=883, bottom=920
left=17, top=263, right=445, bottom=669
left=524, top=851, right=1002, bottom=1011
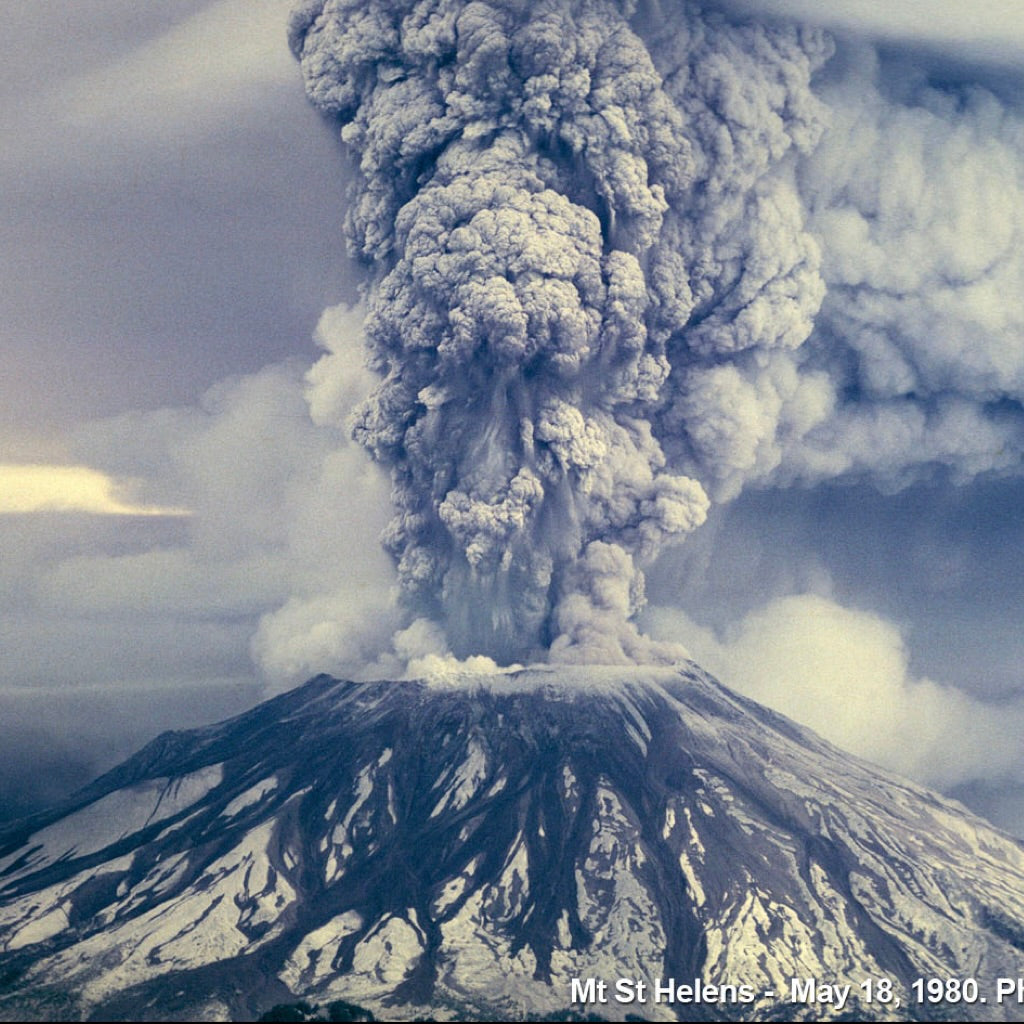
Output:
left=289, top=0, right=830, bottom=664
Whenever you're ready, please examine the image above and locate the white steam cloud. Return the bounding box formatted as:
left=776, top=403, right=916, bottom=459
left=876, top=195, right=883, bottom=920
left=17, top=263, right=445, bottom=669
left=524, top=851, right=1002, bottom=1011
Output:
left=647, top=594, right=1024, bottom=790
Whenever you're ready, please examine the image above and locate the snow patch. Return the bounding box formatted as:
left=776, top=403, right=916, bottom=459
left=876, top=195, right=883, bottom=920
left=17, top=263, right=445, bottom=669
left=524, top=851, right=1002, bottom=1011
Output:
left=222, top=775, right=278, bottom=817
left=351, top=914, right=424, bottom=985
left=281, top=909, right=364, bottom=991
left=431, top=738, right=488, bottom=817
left=0, top=765, right=223, bottom=884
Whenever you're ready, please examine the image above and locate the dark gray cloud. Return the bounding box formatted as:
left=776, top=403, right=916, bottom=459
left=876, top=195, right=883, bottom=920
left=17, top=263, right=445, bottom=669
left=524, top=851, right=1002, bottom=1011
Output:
left=286, top=0, right=848, bottom=664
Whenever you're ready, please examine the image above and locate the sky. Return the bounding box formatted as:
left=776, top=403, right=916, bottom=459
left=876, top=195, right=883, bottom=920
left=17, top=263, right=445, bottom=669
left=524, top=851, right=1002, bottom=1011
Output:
left=3, top=0, right=1024, bottom=834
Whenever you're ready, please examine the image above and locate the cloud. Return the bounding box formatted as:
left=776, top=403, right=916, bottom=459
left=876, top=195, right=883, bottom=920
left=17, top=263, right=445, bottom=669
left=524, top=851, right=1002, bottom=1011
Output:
left=0, top=464, right=190, bottom=516
left=714, top=0, right=1024, bottom=67
left=649, top=23, right=1024, bottom=504
left=0, top=307, right=397, bottom=703
left=55, top=0, right=298, bottom=137
left=647, top=593, right=1024, bottom=789
left=0, top=0, right=360, bottom=459
left=284, top=0, right=1024, bottom=684
left=249, top=305, right=401, bottom=686
left=773, top=45, right=1024, bottom=489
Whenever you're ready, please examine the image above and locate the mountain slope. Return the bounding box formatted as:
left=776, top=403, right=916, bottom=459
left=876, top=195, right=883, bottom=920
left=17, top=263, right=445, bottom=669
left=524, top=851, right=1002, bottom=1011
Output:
left=1, top=664, right=1023, bottom=1022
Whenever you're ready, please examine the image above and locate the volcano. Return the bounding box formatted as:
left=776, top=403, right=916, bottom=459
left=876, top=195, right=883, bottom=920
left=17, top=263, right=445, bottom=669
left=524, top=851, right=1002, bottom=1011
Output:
left=2, top=664, right=1024, bottom=1022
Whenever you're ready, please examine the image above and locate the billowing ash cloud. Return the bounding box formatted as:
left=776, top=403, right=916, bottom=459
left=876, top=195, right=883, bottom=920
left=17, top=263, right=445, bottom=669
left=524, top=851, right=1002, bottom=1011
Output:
left=662, top=32, right=1024, bottom=501
left=785, top=50, right=1024, bottom=489
left=289, top=0, right=1024, bottom=672
left=287, top=0, right=837, bottom=664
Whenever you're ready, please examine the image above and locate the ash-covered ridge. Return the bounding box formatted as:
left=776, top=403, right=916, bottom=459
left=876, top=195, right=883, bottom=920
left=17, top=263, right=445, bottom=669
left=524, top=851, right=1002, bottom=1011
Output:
left=1, top=665, right=1024, bottom=1022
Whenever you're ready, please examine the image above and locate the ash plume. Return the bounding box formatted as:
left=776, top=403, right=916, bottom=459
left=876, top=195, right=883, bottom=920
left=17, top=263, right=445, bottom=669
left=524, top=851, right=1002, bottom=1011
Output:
left=652, top=28, right=1024, bottom=502
left=287, top=0, right=832, bottom=664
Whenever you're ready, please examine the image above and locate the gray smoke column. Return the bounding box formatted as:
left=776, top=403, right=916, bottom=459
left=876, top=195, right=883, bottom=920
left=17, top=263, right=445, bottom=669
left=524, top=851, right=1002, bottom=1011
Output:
left=288, top=0, right=829, bottom=664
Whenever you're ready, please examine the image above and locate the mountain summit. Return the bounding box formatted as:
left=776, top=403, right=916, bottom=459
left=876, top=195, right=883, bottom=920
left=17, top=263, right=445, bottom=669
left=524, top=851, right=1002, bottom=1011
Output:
left=2, top=665, right=1024, bottom=1021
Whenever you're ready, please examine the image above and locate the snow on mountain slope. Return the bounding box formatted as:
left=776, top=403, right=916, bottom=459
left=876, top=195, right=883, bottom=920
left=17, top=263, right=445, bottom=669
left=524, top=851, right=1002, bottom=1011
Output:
left=1, top=664, right=1024, bottom=1022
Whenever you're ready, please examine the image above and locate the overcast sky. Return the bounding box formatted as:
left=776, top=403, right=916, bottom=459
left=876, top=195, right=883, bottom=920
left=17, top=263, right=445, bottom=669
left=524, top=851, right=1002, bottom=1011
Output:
left=4, top=0, right=1024, bottom=835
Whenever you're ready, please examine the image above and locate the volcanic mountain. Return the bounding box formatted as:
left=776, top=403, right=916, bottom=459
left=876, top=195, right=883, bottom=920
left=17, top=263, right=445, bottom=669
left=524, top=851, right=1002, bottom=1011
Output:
left=2, top=664, right=1024, bottom=1022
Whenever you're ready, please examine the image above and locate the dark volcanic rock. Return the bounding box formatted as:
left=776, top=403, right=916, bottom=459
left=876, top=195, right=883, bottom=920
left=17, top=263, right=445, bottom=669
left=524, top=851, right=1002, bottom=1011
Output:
left=1, top=664, right=1023, bottom=1022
